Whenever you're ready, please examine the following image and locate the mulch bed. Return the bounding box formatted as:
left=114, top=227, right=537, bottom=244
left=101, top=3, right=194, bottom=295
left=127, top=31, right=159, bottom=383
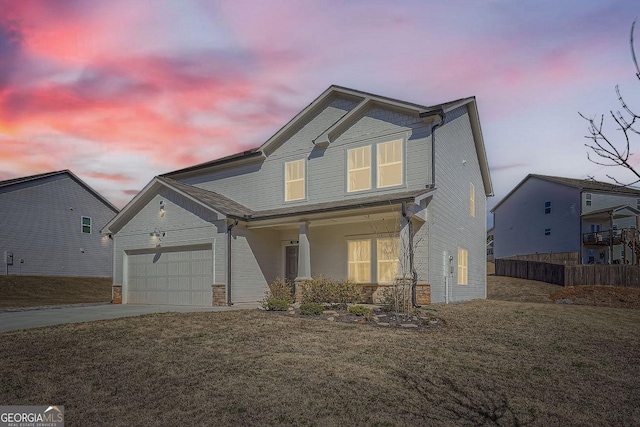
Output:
left=262, top=305, right=445, bottom=331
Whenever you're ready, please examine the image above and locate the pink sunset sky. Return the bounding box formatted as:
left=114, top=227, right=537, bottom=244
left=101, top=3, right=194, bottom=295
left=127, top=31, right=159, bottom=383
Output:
left=1, top=0, right=639, bottom=226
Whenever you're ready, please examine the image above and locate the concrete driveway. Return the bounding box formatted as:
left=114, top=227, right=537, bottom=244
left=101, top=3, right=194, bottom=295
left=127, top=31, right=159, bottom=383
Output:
left=0, top=303, right=260, bottom=333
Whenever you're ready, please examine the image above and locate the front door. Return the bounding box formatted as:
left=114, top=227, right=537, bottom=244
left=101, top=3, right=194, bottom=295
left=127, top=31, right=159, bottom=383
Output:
left=285, top=246, right=299, bottom=284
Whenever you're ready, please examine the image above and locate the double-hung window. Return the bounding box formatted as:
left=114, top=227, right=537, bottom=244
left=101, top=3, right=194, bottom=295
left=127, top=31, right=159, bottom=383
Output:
left=348, top=239, right=371, bottom=282
left=285, top=159, right=305, bottom=201
left=377, top=238, right=400, bottom=282
left=544, top=201, right=551, bottom=214
left=347, top=146, right=371, bottom=192
left=457, top=248, right=468, bottom=285
left=377, top=140, right=402, bottom=188
left=81, top=216, right=92, bottom=234
left=586, top=193, right=592, bottom=207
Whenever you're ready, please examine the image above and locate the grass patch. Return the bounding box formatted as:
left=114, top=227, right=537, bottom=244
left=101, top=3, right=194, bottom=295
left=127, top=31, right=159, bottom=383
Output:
left=0, top=276, right=112, bottom=309
left=1, top=301, right=639, bottom=425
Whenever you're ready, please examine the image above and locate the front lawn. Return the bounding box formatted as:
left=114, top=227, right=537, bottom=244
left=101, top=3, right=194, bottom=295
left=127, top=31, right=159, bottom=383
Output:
left=0, top=275, right=112, bottom=309
left=1, top=300, right=638, bottom=425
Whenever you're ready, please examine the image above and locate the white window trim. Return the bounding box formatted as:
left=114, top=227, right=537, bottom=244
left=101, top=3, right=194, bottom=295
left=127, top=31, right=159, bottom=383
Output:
left=284, top=159, right=306, bottom=202
left=81, top=216, right=92, bottom=234
left=376, top=139, right=403, bottom=189
left=347, top=146, right=372, bottom=193
left=457, top=247, right=468, bottom=285
left=376, top=237, right=400, bottom=283
left=347, top=239, right=372, bottom=283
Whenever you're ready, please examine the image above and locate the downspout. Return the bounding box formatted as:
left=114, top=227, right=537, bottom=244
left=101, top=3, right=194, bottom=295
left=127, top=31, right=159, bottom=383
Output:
left=402, top=202, right=420, bottom=308
left=227, top=218, right=238, bottom=305
left=420, top=109, right=446, bottom=189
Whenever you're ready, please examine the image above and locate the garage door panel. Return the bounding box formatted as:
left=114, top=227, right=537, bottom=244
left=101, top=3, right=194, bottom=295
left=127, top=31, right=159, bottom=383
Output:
left=127, top=246, right=213, bottom=306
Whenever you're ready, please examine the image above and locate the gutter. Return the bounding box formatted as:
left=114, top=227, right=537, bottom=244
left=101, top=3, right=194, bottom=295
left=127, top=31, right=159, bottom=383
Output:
left=227, top=219, right=238, bottom=305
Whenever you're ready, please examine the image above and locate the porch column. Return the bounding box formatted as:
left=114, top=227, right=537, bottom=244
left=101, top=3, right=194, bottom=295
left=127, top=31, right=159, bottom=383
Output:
left=397, top=214, right=411, bottom=279
left=296, top=221, right=311, bottom=281
left=609, top=212, right=614, bottom=265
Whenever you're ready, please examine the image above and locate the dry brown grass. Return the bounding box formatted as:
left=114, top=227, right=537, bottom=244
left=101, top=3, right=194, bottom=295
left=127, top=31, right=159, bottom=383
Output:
left=1, top=301, right=639, bottom=426
left=0, top=275, right=112, bottom=309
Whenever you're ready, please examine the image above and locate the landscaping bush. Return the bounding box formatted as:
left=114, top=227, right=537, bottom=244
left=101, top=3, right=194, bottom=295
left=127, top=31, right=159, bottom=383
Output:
left=265, top=298, right=291, bottom=311
left=300, top=302, right=324, bottom=315
left=262, top=277, right=294, bottom=309
left=348, top=305, right=373, bottom=321
left=300, top=275, right=363, bottom=308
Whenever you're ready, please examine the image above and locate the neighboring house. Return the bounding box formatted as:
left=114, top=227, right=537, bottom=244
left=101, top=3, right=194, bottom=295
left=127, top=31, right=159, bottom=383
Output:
left=491, top=174, right=640, bottom=265
left=102, top=85, right=493, bottom=306
left=0, top=170, right=119, bottom=277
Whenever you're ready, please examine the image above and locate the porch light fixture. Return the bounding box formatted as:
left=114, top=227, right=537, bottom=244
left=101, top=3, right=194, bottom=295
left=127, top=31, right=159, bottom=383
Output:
left=150, top=228, right=166, bottom=238
left=160, top=200, right=165, bottom=216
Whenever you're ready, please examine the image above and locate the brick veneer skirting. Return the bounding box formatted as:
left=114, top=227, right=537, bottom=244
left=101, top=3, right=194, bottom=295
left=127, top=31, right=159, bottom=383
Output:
left=112, top=285, right=122, bottom=304
left=212, top=284, right=226, bottom=306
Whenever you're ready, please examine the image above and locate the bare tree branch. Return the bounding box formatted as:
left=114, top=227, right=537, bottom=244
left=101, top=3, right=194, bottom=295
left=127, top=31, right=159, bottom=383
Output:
left=580, top=20, right=640, bottom=187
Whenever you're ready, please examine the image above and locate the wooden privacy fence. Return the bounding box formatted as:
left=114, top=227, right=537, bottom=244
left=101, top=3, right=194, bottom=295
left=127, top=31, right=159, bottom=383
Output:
left=564, top=265, right=640, bottom=288
left=495, top=259, right=640, bottom=287
left=495, top=259, right=565, bottom=285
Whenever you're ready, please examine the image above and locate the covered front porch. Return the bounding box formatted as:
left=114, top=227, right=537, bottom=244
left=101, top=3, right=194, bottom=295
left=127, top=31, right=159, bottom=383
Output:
left=238, top=198, right=432, bottom=305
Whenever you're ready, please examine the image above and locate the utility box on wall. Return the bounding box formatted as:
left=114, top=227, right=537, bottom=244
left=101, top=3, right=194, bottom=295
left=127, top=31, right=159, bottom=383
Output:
left=4, top=251, right=13, bottom=265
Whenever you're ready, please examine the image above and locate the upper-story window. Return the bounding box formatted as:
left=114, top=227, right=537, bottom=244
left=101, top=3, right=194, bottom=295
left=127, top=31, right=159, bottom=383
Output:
left=586, top=193, right=592, bottom=207
left=544, top=201, right=551, bottom=214
left=470, top=182, right=475, bottom=217
left=285, top=159, right=305, bottom=201
left=348, top=146, right=372, bottom=192
left=377, top=140, right=403, bottom=188
left=81, top=216, right=92, bottom=234
left=636, top=198, right=640, bottom=210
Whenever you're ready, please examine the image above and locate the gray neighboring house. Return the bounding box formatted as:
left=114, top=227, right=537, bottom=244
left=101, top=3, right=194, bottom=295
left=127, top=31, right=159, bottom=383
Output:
left=103, top=85, right=493, bottom=306
left=491, top=174, right=640, bottom=265
left=0, top=170, right=119, bottom=277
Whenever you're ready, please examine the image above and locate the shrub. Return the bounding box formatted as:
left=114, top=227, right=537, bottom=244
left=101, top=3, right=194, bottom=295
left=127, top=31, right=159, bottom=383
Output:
left=348, top=305, right=373, bottom=321
left=265, top=298, right=291, bottom=311
left=300, top=276, right=363, bottom=308
left=300, top=302, right=324, bottom=315
left=262, top=277, right=294, bottom=309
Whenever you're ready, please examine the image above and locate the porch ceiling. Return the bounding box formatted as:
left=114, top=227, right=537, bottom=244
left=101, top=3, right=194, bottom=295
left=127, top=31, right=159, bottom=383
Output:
left=245, top=205, right=403, bottom=229
left=582, top=205, right=640, bottom=221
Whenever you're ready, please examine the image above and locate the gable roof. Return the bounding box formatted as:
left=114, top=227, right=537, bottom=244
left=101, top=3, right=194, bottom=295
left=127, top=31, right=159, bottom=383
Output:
left=162, top=85, right=493, bottom=196
left=0, top=169, right=119, bottom=213
left=491, top=174, right=640, bottom=213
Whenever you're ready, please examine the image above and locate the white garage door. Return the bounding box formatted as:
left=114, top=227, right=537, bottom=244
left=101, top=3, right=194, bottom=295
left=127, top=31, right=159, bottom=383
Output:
left=126, top=246, right=213, bottom=306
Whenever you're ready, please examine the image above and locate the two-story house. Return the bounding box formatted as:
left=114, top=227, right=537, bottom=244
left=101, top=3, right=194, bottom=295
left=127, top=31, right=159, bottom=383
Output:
left=491, top=174, right=640, bottom=265
left=0, top=170, right=118, bottom=277
left=102, top=86, right=493, bottom=306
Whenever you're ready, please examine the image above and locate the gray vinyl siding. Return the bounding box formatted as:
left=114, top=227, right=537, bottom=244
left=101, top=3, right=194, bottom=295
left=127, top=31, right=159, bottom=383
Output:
left=582, top=191, right=640, bottom=214
left=181, top=97, right=433, bottom=210
left=493, top=178, right=581, bottom=259
left=113, top=190, right=224, bottom=294
left=427, top=106, right=487, bottom=303
left=0, top=174, right=116, bottom=277
left=229, top=226, right=280, bottom=302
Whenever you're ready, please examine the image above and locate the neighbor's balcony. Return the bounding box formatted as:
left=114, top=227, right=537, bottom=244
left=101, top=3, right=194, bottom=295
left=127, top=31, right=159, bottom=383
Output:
left=582, top=228, right=640, bottom=246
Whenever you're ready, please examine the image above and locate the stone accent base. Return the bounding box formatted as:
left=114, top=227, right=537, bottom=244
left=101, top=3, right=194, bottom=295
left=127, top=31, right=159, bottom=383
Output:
left=212, top=284, right=226, bottom=306
left=112, top=285, right=122, bottom=304
left=294, top=280, right=306, bottom=303
left=415, top=283, right=431, bottom=305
